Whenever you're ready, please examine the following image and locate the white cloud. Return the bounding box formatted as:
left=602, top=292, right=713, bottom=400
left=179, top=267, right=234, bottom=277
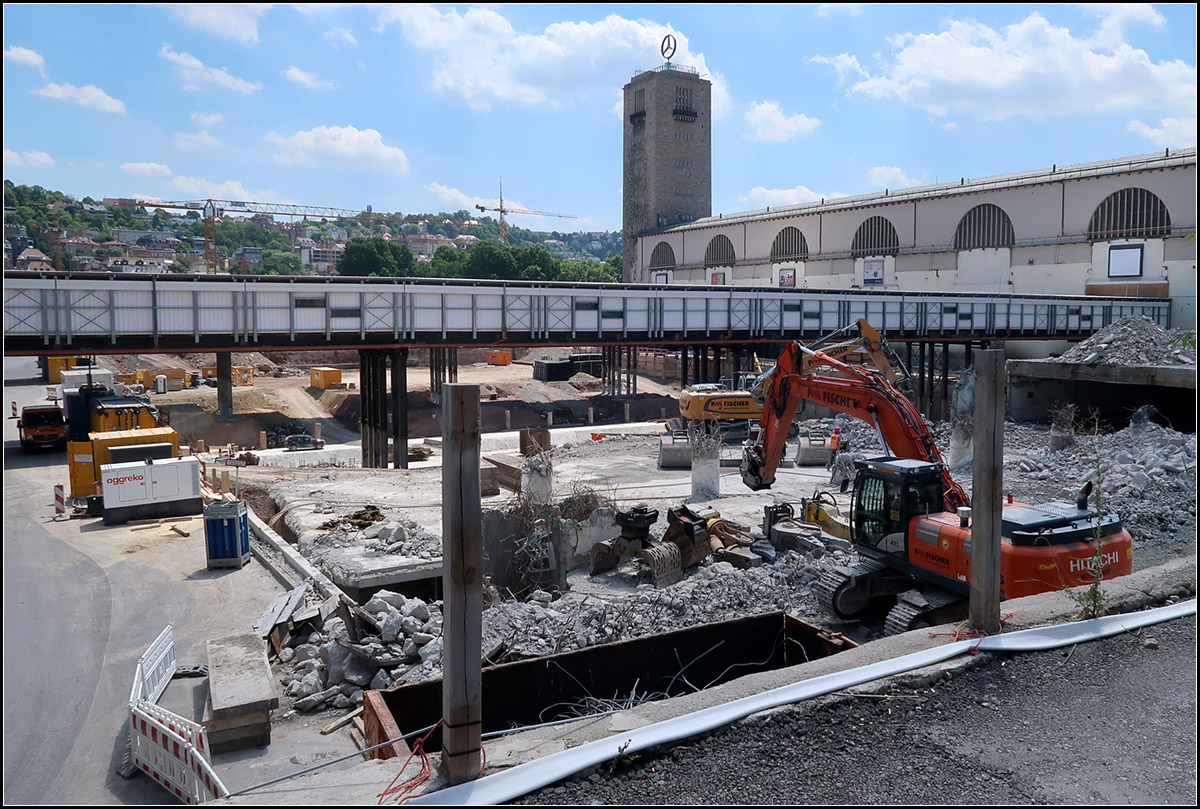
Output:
left=264, top=125, right=409, bottom=174
left=326, top=26, right=356, bottom=47
left=941, top=121, right=958, bottom=131
left=4, top=45, right=47, bottom=77
left=159, top=45, right=263, bottom=94
left=866, top=166, right=921, bottom=189
left=4, top=148, right=55, bottom=167
left=823, top=9, right=1195, bottom=121
left=31, top=82, right=126, bottom=114
left=745, top=101, right=820, bottom=142
left=374, top=7, right=731, bottom=117
left=738, top=185, right=847, bottom=207
left=815, top=4, right=863, bottom=18
left=167, top=175, right=289, bottom=202
left=163, top=4, right=274, bottom=46
left=191, top=111, right=224, bottom=126
left=1127, top=116, right=1197, bottom=148
left=808, top=54, right=868, bottom=85
left=284, top=66, right=335, bottom=90
left=121, top=162, right=173, bottom=177
left=173, top=130, right=221, bottom=150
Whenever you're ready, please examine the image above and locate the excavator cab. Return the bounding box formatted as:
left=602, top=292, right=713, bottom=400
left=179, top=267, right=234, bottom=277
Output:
left=850, top=458, right=946, bottom=558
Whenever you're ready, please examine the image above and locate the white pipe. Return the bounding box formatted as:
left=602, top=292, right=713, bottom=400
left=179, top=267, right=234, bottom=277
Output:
left=408, top=600, right=1195, bottom=805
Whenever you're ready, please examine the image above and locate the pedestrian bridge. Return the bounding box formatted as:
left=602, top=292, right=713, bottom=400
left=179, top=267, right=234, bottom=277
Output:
left=2, top=270, right=1170, bottom=355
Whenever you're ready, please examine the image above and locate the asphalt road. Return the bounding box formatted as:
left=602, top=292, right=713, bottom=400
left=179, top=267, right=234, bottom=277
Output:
left=2, top=356, right=282, bottom=804
left=514, top=613, right=1197, bottom=805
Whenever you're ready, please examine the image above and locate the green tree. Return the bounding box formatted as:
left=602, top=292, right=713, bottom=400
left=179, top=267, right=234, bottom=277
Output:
left=336, top=236, right=414, bottom=277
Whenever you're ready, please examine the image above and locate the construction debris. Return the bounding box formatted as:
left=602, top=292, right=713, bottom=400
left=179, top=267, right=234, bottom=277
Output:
left=1052, top=316, right=1195, bottom=367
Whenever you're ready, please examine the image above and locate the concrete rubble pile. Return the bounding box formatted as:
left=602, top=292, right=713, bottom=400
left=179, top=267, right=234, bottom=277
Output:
left=939, top=416, right=1197, bottom=549
left=1050, top=316, right=1195, bottom=367
left=277, top=590, right=448, bottom=709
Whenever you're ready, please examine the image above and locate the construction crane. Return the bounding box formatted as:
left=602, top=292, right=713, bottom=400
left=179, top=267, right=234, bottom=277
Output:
left=110, top=198, right=479, bottom=272
left=474, top=180, right=576, bottom=245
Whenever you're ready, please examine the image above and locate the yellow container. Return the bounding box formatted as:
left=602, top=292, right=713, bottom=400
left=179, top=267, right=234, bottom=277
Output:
left=47, top=356, right=78, bottom=384
left=114, top=373, right=137, bottom=385
left=310, top=367, right=342, bottom=389
left=201, top=366, right=218, bottom=379
left=68, top=440, right=98, bottom=498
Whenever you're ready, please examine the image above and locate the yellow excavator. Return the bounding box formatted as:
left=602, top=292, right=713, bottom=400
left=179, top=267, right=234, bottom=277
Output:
left=676, top=319, right=911, bottom=430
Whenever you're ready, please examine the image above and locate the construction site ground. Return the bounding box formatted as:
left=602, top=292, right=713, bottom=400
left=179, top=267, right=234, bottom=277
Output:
left=5, top=327, right=1196, bottom=805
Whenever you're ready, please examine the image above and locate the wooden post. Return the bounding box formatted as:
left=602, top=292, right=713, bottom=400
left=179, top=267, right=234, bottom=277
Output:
left=259, top=431, right=267, bottom=450
left=314, top=422, right=321, bottom=442
left=588, top=407, right=594, bottom=424
left=624, top=402, right=631, bottom=423
left=220, top=470, right=231, bottom=494
left=441, top=384, right=482, bottom=785
left=504, top=410, right=511, bottom=430
left=970, top=349, right=1005, bottom=634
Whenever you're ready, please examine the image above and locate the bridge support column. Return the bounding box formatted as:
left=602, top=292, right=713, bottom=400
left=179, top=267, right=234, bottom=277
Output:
left=940, top=342, right=950, bottom=422
left=680, top=346, right=689, bottom=387
left=917, top=342, right=928, bottom=415
left=360, top=349, right=395, bottom=469
left=216, top=352, right=233, bottom=418
left=393, top=348, right=408, bottom=469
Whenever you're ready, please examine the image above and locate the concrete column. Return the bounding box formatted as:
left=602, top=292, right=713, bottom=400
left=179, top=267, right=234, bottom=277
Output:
left=680, top=346, right=689, bottom=387
left=216, top=352, right=233, bottom=418
left=360, top=350, right=370, bottom=468
left=440, top=383, right=482, bottom=785
left=394, top=348, right=408, bottom=470
left=377, top=352, right=389, bottom=468
left=970, top=349, right=1005, bottom=634
left=940, top=342, right=950, bottom=422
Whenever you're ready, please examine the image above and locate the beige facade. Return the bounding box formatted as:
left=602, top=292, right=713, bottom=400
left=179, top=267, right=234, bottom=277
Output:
left=632, top=150, right=1196, bottom=329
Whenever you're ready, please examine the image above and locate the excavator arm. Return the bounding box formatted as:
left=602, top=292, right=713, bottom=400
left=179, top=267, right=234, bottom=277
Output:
left=740, top=341, right=969, bottom=510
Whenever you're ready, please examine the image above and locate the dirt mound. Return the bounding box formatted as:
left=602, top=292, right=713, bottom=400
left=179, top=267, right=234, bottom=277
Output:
left=569, top=372, right=602, bottom=392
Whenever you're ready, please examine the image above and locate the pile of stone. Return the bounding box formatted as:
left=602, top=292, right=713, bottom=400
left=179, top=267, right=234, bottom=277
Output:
left=1053, top=316, right=1194, bottom=367
left=944, top=417, right=1197, bottom=551
left=568, top=372, right=603, bottom=392
left=366, top=518, right=443, bottom=560
left=278, top=590, right=447, bottom=710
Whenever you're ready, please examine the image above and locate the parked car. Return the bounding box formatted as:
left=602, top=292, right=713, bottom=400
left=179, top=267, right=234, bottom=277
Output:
left=284, top=434, right=325, bottom=451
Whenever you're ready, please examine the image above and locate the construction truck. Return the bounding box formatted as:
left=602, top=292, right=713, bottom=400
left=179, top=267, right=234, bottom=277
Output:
left=15, top=404, right=68, bottom=452
left=676, top=319, right=910, bottom=434
left=741, top=341, right=1132, bottom=633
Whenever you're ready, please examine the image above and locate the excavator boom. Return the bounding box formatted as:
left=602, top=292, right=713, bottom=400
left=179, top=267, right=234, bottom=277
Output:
left=741, top=341, right=968, bottom=510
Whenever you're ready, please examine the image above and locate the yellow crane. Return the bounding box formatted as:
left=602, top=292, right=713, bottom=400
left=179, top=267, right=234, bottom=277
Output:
left=473, top=180, right=576, bottom=245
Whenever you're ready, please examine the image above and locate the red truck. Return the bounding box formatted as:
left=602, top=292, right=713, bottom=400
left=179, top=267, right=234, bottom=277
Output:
left=16, top=404, right=68, bottom=452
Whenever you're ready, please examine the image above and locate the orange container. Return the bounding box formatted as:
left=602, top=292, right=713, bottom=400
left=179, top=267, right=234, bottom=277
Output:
left=487, top=351, right=512, bottom=366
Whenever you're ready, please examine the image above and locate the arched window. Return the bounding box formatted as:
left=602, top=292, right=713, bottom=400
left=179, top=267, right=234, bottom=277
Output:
left=1088, top=188, right=1171, bottom=241
left=954, top=204, right=1015, bottom=250
left=770, top=226, right=808, bottom=261
left=649, top=242, right=676, bottom=270
left=704, top=234, right=736, bottom=267
left=851, top=216, right=899, bottom=258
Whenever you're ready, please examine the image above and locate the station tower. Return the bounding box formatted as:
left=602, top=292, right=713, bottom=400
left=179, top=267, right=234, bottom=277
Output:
left=622, top=37, right=713, bottom=282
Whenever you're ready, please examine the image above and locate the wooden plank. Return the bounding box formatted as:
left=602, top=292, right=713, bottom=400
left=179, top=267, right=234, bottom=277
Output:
left=970, top=350, right=1004, bottom=634
left=319, top=707, right=363, bottom=736
left=257, top=592, right=291, bottom=638
left=441, top=384, right=483, bottom=784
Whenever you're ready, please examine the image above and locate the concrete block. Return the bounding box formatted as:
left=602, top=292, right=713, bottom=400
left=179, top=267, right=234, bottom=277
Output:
left=206, top=632, right=279, bottom=719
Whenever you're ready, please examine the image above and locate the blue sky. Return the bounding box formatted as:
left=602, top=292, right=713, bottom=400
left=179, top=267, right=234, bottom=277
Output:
left=3, top=4, right=1196, bottom=234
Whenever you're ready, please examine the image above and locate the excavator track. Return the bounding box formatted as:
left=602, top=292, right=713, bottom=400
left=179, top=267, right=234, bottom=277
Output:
left=816, top=558, right=886, bottom=620
left=882, top=588, right=966, bottom=636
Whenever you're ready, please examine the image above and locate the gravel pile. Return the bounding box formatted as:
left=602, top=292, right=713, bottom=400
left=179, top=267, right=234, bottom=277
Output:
left=934, top=415, right=1197, bottom=562
left=1052, top=316, right=1194, bottom=366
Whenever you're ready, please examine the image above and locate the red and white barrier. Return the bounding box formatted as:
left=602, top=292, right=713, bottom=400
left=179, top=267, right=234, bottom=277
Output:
left=130, top=704, right=227, bottom=804
left=54, top=485, right=66, bottom=518
left=10, top=401, right=16, bottom=419
left=126, top=624, right=227, bottom=804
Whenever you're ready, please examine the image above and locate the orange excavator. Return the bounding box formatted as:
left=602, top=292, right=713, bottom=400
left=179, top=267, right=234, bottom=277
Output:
left=742, top=341, right=1133, bottom=633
